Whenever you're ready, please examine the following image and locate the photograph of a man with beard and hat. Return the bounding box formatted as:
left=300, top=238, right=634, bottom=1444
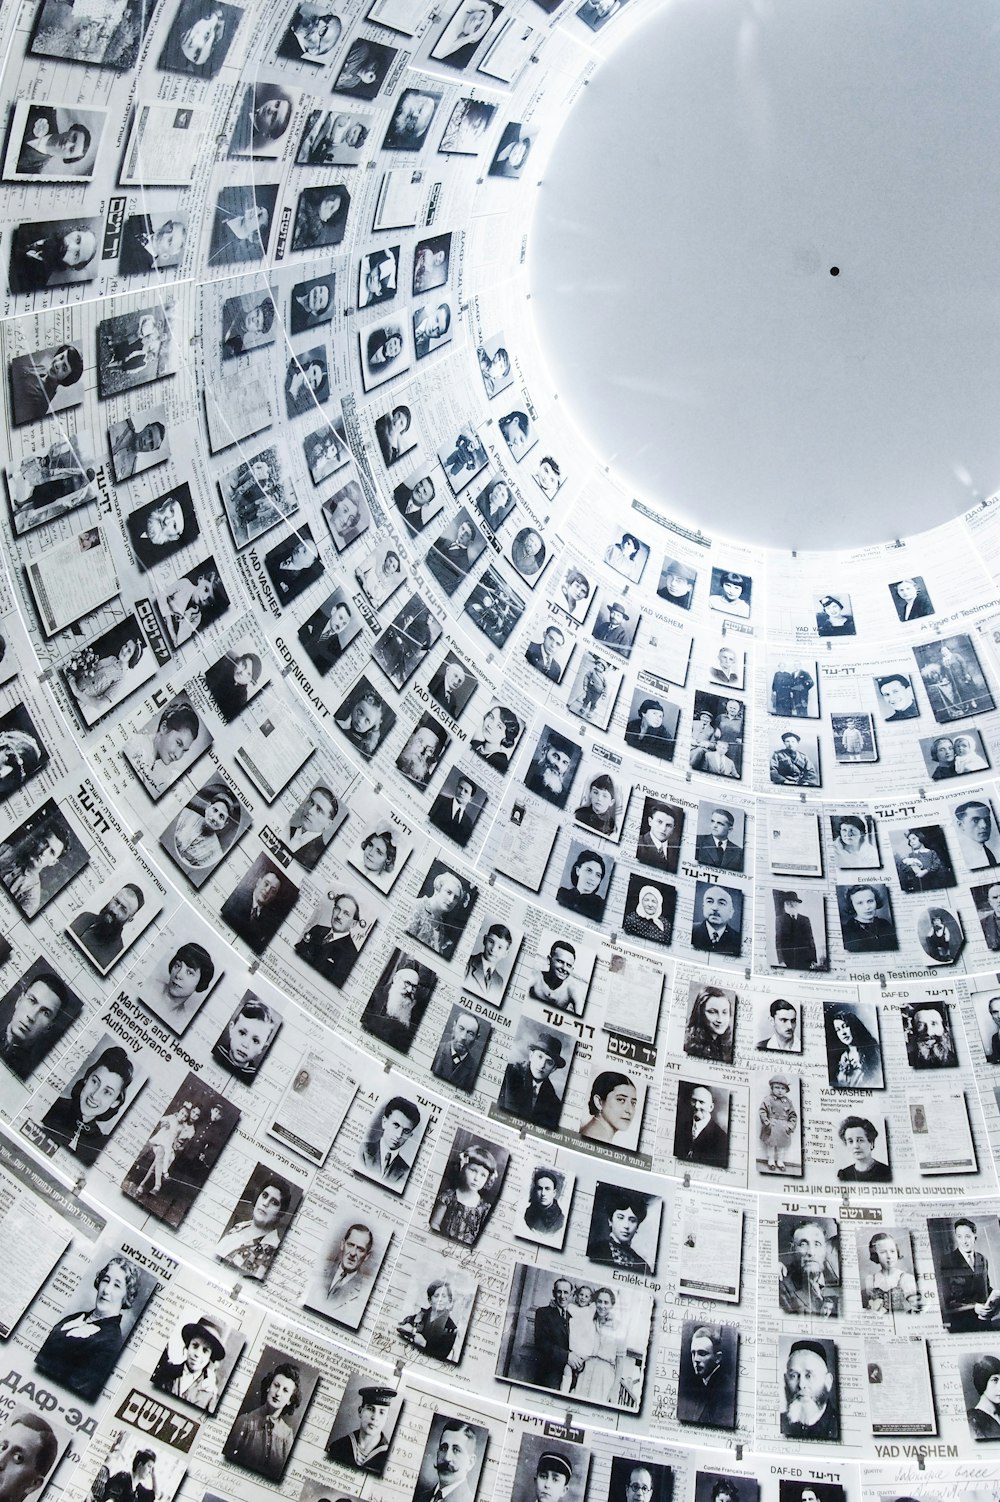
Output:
left=360, top=948, right=436, bottom=1054
left=523, top=725, right=581, bottom=808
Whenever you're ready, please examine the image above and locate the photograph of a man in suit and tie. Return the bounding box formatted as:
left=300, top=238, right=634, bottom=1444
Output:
left=463, top=919, right=517, bottom=1002
left=355, top=1094, right=423, bottom=1192
left=431, top=1006, right=490, bottom=1093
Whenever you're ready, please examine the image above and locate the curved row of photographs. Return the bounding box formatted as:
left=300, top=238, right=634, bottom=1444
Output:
left=4, top=0, right=1000, bottom=1493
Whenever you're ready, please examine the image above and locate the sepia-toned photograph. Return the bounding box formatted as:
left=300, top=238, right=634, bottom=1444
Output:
left=122, top=1071, right=240, bottom=1227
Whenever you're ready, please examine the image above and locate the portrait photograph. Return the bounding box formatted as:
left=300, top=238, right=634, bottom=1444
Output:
left=122, top=1071, right=240, bottom=1227
left=5, top=429, right=97, bottom=534
left=108, top=405, right=169, bottom=483
left=695, top=1473, right=758, bottom=1502
left=690, top=689, right=745, bottom=778
left=361, top=945, right=437, bottom=1054
left=513, top=1162, right=573, bottom=1249
left=276, top=0, right=343, bottom=63
left=294, top=888, right=375, bottom=992
left=464, top=567, right=524, bottom=646
left=524, top=619, right=570, bottom=684
left=428, top=768, right=487, bottom=849
left=96, top=305, right=177, bottom=396
left=358, top=245, right=398, bottom=310
left=914, top=633, right=994, bottom=721
left=776, top=1213, right=840, bottom=1317
left=297, top=109, right=370, bottom=166
left=227, top=81, right=296, bottom=158
left=889, top=822, right=955, bottom=892
left=754, top=995, right=801, bottom=1054
left=0, top=958, right=82, bottom=1083
left=281, top=780, right=347, bottom=872
left=708, top=641, right=746, bottom=690
left=873, top=670, right=920, bottom=721
left=411, top=1411, right=489, bottom=1502
left=395, top=713, right=450, bottom=789
left=831, top=712, right=877, bottom=764
left=157, top=557, right=230, bottom=650
left=753, top=1071, right=802, bottom=1177
left=221, top=286, right=277, bottom=358
left=814, top=591, right=855, bottom=636
left=497, top=1262, right=652, bottom=1413
left=619, top=872, right=674, bottom=947
left=211, top=990, right=283, bottom=1082
left=920, top=727, right=991, bottom=780
left=0, top=1407, right=67, bottom=1497
left=0, top=701, right=48, bottom=804
left=778, top=1335, right=840, bottom=1441
left=0, top=796, right=89, bottom=920
left=527, top=928, right=596, bottom=1013
left=973, top=982, right=1000, bottom=1062
left=567, top=651, right=622, bottom=731
left=768, top=888, right=827, bottom=972
left=509, top=524, right=549, bottom=584
left=916, top=905, right=965, bottom=965
left=708, top=567, right=751, bottom=619
left=509, top=1432, right=590, bottom=1502
left=334, top=678, right=396, bottom=761
left=695, top=799, right=745, bottom=872
left=298, top=590, right=362, bottom=677
left=285, top=347, right=330, bottom=420
left=347, top=814, right=412, bottom=896
left=264, top=525, right=325, bottom=607
left=429, top=1126, right=509, bottom=1246
left=215, top=1162, right=303, bottom=1280
left=413, top=300, right=453, bottom=360
left=498, top=1016, right=576, bottom=1132
left=573, top=763, right=627, bottom=842
left=673, top=1078, right=731, bottom=1171
left=374, top=401, right=419, bottom=468
left=4, top=100, right=104, bottom=181
left=157, top=0, right=241, bottom=75
left=158, top=776, right=249, bottom=889
left=554, top=841, right=612, bottom=925
left=683, top=981, right=737, bottom=1064
left=9, top=342, right=85, bottom=426
left=430, top=0, right=500, bottom=65
left=833, top=1112, right=892, bottom=1185
left=324, top=1369, right=402, bottom=1474
left=40, top=1030, right=148, bottom=1168
left=476, top=474, right=517, bottom=531
left=396, top=1256, right=477, bottom=1366
left=975, top=879, right=1000, bottom=951
left=324, top=478, right=370, bottom=551
left=359, top=318, right=412, bottom=392
left=624, top=684, right=680, bottom=763
left=489, top=120, right=532, bottom=177
left=405, top=858, right=476, bottom=958
left=289, top=272, right=337, bottom=333
left=690, top=879, right=744, bottom=958
left=414, top=232, right=453, bottom=293
left=355, top=1089, right=427, bottom=1194
left=429, top=654, right=477, bottom=722
left=34, top=1237, right=158, bottom=1404
left=373, top=596, right=442, bottom=689
left=125, top=482, right=199, bottom=571
left=220, top=853, right=299, bottom=956
left=676, top=1320, right=738, bottom=1430
left=765, top=660, right=816, bottom=717
left=332, top=38, right=397, bottom=98
left=30, top=0, right=154, bottom=68
left=218, top=448, right=297, bottom=551
left=829, top=811, right=880, bottom=868
left=222, top=1343, right=320, bottom=1481
left=150, top=1307, right=244, bottom=1415
left=291, top=185, right=350, bottom=252
left=777, top=1484, right=842, bottom=1502
left=523, top=725, right=581, bottom=809
left=586, top=1182, right=661, bottom=1276
left=855, top=1226, right=917, bottom=1311
left=768, top=728, right=821, bottom=788
left=578, top=1060, right=646, bottom=1153
left=207, top=183, right=278, bottom=267
left=135, top=925, right=224, bottom=1035
left=657, top=555, right=696, bottom=610
left=441, top=428, right=489, bottom=495
left=889, top=575, right=934, bottom=620
left=203, top=641, right=268, bottom=723
left=425, top=509, right=487, bottom=596
left=836, top=882, right=898, bottom=954
left=901, top=999, right=960, bottom=1068
left=9, top=216, right=102, bottom=294
left=430, top=1003, right=491, bottom=1094
left=927, top=1213, right=1000, bottom=1333
left=383, top=87, right=441, bottom=150
left=304, top=1212, right=390, bottom=1326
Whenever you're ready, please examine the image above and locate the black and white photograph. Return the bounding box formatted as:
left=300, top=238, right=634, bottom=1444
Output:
left=489, top=120, right=532, bottom=177
left=428, top=655, right=476, bottom=723
left=0, top=702, right=48, bottom=803
left=361, top=946, right=437, bottom=1052
left=901, top=999, right=959, bottom=1068
left=285, top=347, right=330, bottom=419
left=324, top=479, right=370, bottom=551
left=588, top=596, right=635, bottom=659
left=889, top=822, right=955, bottom=892
left=396, top=1257, right=477, bottom=1366
left=476, top=475, right=517, bottom=532
left=916, top=907, right=962, bottom=964
left=277, top=0, right=343, bottom=62
left=524, top=620, right=570, bottom=684
left=834, top=1113, right=892, bottom=1184
left=211, top=990, right=282, bottom=1082
left=108, top=406, right=170, bottom=483
left=332, top=38, right=397, bottom=97
left=513, top=1163, right=572, bottom=1249
left=383, top=87, right=441, bottom=150
left=555, top=842, right=613, bottom=923
left=854, top=1226, right=918, bottom=1311
left=554, top=562, right=593, bottom=625
left=632, top=796, right=683, bottom=874
left=126, top=483, right=198, bottom=571
left=568, top=651, right=622, bottom=730
left=754, top=1071, right=802, bottom=1177
left=395, top=714, right=450, bottom=789
left=523, top=725, right=581, bottom=808
left=40, top=1032, right=147, bottom=1167
left=441, top=428, right=489, bottom=494
left=92, top=1430, right=185, bottom=1502
left=157, top=0, right=242, bottom=74
left=769, top=728, right=820, bottom=787
left=355, top=1090, right=427, bottom=1192
left=220, top=853, right=299, bottom=955
left=150, top=1308, right=244, bottom=1414
left=289, top=272, right=337, bottom=333
left=295, top=889, right=374, bottom=991
left=405, top=859, right=476, bottom=958
left=204, top=642, right=268, bottom=722
left=291, top=185, right=350, bottom=252
left=298, top=590, right=361, bottom=674
left=959, top=1352, right=1000, bottom=1442
left=375, top=402, right=419, bottom=468
left=776, top=1483, right=840, bottom=1502
left=578, top=1063, right=645, bottom=1152
left=831, top=712, right=877, bottom=763
left=776, top=1213, right=840, bottom=1317
left=914, top=634, right=994, bottom=721
left=769, top=888, right=827, bottom=971
left=657, top=555, right=696, bottom=610
left=325, top=1371, right=402, bottom=1473
left=498, top=1262, right=652, bottom=1412
left=920, top=727, right=992, bottom=779
left=683, top=981, right=737, bottom=1064
left=222, top=1344, right=320, bottom=1481
left=207, top=184, right=278, bottom=267
left=9, top=216, right=101, bottom=293
left=4, top=101, right=104, bottom=180
left=429, top=1126, right=508, bottom=1246
left=928, top=1213, right=1000, bottom=1333
left=497, top=1016, right=575, bottom=1131
left=829, top=811, right=879, bottom=867
left=122, top=1072, right=240, bottom=1226
left=157, top=557, right=230, bottom=649
left=219, top=448, right=297, bottom=550
left=527, top=929, right=595, bottom=1012
left=620, top=872, right=674, bottom=946
left=34, top=1238, right=158, bottom=1404
left=228, top=82, right=296, bottom=157
left=9, top=341, right=85, bottom=425
left=414, top=233, right=453, bottom=293
left=953, top=795, right=1000, bottom=869
left=411, top=1411, right=489, bottom=1502
left=426, top=511, right=486, bottom=595
left=97, top=305, right=177, bottom=395
left=508, top=524, right=548, bottom=583
left=673, top=1079, right=730, bottom=1170
left=586, top=1183, right=660, bottom=1275
left=573, top=765, right=627, bottom=841
left=0, top=797, right=88, bottom=920
left=431, top=1003, right=491, bottom=1092
left=430, top=0, right=500, bottom=65
left=413, top=300, right=453, bottom=360
left=6, top=430, right=99, bottom=533
left=778, top=1335, right=840, bottom=1441
left=814, top=592, right=855, bottom=637
left=508, top=1432, right=590, bottom=1502
left=624, top=685, right=680, bottom=762
left=296, top=110, right=369, bottom=166
left=215, top=1163, right=302, bottom=1279
left=836, top=882, right=898, bottom=953
left=347, top=815, right=412, bottom=895
left=358, top=245, right=398, bottom=309
left=136, top=929, right=222, bottom=1035
left=754, top=995, right=801, bottom=1053
left=873, top=670, right=920, bottom=721
left=264, top=526, right=325, bottom=606
left=459, top=913, right=517, bottom=1003
left=359, top=319, right=411, bottom=392
left=770, top=659, right=818, bottom=718
left=373, top=596, right=442, bottom=688
left=690, top=690, right=745, bottom=778
left=221, top=287, right=277, bottom=358
left=824, top=999, right=883, bottom=1089
left=0, top=959, right=81, bottom=1082
left=30, top=0, right=154, bottom=68
left=975, top=878, right=1000, bottom=950
left=676, top=1320, right=739, bottom=1429
left=159, top=777, right=249, bottom=888
left=429, top=769, right=487, bottom=848
left=690, top=880, right=744, bottom=957
left=282, top=782, right=346, bottom=870
left=465, top=567, right=524, bottom=646
left=334, top=678, right=396, bottom=761
left=305, top=1215, right=391, bottom=1330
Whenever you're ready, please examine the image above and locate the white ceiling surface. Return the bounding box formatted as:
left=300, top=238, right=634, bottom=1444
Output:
left=530, top=0, right=1000, bottom=551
